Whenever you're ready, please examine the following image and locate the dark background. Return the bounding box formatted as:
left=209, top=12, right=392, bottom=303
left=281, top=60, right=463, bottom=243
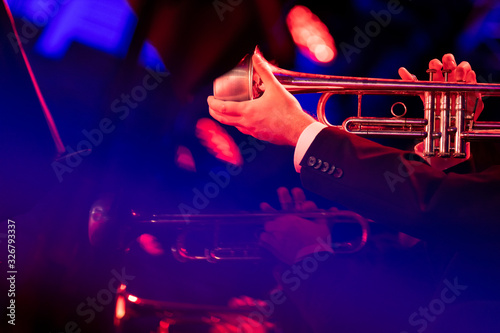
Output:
left=1, top=0, right=500, bottom=332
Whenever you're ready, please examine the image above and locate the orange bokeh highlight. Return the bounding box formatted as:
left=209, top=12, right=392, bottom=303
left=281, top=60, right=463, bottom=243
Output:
left=127, top=295, right=138, bottom=303
left=115, top=295, right=126, bottom=320
left=286, top=5, right=336, bottom=64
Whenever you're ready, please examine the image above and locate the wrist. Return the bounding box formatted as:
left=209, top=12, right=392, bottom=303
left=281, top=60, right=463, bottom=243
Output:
left=288, top=113, right=316, bottom=147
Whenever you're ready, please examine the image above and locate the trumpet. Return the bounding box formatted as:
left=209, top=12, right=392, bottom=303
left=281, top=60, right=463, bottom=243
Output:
left=131, top=211, right=369, bottom=262
left=213, top=54, right=500, bottom=158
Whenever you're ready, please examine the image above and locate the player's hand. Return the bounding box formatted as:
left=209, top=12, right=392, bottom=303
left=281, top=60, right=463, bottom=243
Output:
left=259, top=187, right=333, bottom=265
left=398, top=53, right=484, bottom=120
left=208, top=53, right=316, bottom=146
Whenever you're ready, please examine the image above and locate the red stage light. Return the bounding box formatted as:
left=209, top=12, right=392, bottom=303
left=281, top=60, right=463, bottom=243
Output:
left=175, top=145, right=197, bottom=172
left=159, top=320, right=172, bottom=333
left=137, top=233, right=165, bottom=256
left=196, top=118, right=243, bottom=166
left=286, top=5, right=336, bottom=64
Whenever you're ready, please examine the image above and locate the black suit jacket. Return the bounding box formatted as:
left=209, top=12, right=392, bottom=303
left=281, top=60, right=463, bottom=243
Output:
left=300, top=127, right=500, bottom=249
left=282, top=127, right=500, bottom=332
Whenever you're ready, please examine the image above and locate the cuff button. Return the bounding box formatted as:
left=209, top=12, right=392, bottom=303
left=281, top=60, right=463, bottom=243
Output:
left=333, top=168, right=343, bottom=178
left=314, top=159, right=322, bottom=169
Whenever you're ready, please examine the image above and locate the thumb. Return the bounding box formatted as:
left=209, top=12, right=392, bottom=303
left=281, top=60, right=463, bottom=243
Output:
left=301, top=201, right=319, bottom=212
left=398, top=67, right=417, bottom=81
left=399, top=67, right=423, bottom=103
left=260, top=202, right=276, bottom=212
left=252, top=53, right=282, bottom=90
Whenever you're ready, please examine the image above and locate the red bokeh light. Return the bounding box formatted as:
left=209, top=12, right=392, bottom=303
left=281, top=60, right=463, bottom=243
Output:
left=175, top=145, right=197, bottom=172
left=195, top=118, right=243, bottom=166
left=286, top=5, right=336, bottom=64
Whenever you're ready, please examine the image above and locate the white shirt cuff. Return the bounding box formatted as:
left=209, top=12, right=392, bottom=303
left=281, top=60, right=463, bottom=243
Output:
left=294, top=122, right=327, bottom=173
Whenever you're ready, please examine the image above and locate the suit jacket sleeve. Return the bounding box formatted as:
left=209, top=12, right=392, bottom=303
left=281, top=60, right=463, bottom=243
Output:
left=299, top=127, right=500, bottom=248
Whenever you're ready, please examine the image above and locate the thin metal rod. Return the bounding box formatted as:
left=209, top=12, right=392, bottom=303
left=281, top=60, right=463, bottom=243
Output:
left=4, top=1, right=65, bottom=156
left=137, top=211, right=348, bottom=224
